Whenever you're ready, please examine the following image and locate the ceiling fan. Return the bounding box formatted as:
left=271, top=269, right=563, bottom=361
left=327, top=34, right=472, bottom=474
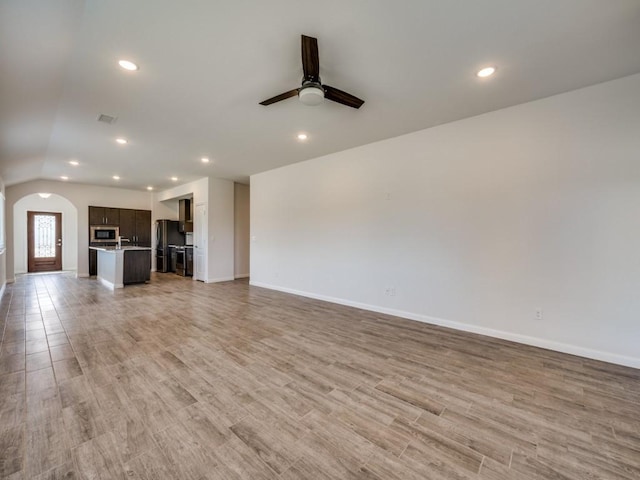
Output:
left=259, top=35, right=364, bottom=109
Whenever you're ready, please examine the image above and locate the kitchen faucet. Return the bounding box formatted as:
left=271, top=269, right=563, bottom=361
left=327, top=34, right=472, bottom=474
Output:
left=117, top=236, right=130, bottom=249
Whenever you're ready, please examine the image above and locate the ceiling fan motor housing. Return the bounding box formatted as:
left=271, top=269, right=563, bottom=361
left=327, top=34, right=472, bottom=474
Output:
left=299, top=81, right=325, bottom=106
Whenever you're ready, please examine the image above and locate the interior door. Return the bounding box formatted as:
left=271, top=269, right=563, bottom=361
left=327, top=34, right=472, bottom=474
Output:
left=27, top=211, right=62, bottom=272
left=194, top=203, right=206, bottom=281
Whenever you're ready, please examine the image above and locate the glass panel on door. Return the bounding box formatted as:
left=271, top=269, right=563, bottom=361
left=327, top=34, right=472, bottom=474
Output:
left=34, top=214, right=56, bottom=258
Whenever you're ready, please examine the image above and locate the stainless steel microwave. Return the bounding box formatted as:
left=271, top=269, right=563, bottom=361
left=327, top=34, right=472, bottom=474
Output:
left=90, top=225, right=119, bottom=243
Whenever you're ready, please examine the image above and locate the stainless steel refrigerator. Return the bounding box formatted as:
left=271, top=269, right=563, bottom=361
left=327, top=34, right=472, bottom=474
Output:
left=155, top=220, right=182, bottom=273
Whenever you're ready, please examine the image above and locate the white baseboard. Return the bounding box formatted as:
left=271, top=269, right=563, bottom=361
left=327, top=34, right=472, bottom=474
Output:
left=234, top=273, right=250, bottom=279
left=0, top=282, right=5, bottom=299
left=206, top=276, right=236, bottom=284
left=250, top=281, right=640, bottom=370
left=97, top=276, right=122, bottom=290
left=7, top=278, right=15, bottom=284
left=77, top=273, right=90, bottom=278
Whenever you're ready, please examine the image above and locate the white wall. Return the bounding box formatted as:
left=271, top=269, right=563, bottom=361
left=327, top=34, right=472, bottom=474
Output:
left=208, top=177, right=234, bottom=282
left=0, top=176, right=6, bottom=298
left=6, top=180, right=152, bottom=279
left=251, top=73, right=640, bottom=368
left=153, top=177, right=209, bottom=272
left=154, top=176, right=235, bottom=283
left=155, top=177, right=208, bottom=205
left=234, top=183, right=250, bottom=278
left=155, top=199, right=179, bottom=221
left=13, top=194, right=78, bottom=274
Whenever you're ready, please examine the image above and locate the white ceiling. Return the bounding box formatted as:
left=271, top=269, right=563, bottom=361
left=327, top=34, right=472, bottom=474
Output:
left=1, top=0, right=640, bottom=190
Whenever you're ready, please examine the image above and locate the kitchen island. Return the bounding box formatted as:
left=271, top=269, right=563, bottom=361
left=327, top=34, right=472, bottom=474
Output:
left=90, top=246, right=152, bottom=289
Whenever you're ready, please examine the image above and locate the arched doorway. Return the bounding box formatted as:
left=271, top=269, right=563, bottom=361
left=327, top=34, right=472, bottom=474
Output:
left=13, top=193, right=78, bottom=274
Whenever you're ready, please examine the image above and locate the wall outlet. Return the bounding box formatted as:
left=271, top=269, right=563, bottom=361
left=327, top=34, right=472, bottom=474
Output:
left=384, top=287, right=396, bottom=296
left=535, top=308, right=543, bottom=320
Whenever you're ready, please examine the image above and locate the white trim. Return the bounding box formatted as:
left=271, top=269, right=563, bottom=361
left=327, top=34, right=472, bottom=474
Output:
left=234, top=273, right=250, bottom=279
left=7, top=277, right=15, bottom=284
left=0, top=282, right=5, bottom=300
left=77, top=273, right=90, bottom=278
left=0, top=191, right=5, bottom=253
left=250, top=281, right=640, bottom=370
left=97, top=276, right=123, bottom=290
left=206, top=276, right=235, bottom=283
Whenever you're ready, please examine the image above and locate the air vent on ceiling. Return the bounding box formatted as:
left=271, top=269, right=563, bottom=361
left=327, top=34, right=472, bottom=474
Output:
left=97, top=113, right=117, bottom=124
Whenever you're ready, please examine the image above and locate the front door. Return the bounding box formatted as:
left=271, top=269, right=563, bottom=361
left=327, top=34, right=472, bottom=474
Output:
left=27, top=211, right=62, bottom=272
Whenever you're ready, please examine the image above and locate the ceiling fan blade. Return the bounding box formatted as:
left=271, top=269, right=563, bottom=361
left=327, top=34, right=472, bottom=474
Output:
left=301, top=35, right=320, bottom=81
left=323, top=85, right=364, bottom=109
left=259, top=89, right=299, bottom=106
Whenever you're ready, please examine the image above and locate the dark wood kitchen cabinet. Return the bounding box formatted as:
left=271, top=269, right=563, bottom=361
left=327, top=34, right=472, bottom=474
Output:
left=113, top=208, right=151, bottom=246
left=135, top=210, right=152, bottom=246
left=89, top=248, right=97, bottom=276
left=118, top=208, right=136, bottom=243
left=123, top=250, right=151, bottom=284
left=89, top=206, right=104, bottom=225
left=89, top=206, right=119, bottom=225
left=88, top=207, right=151, bottom=275
left=178, top=198, right=193, bottom=233
left=105, top=208, right=119, bottom=225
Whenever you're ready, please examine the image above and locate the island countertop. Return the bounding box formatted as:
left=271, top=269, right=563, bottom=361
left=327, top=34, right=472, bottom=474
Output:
left=90, top=246, right=152, bottom=252
left=92, top=247, right=151, bottom=288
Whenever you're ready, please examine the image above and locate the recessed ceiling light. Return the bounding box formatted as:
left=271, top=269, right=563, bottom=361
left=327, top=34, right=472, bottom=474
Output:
left=171, top=176, right=178, bottom=182
left=297, top=133, right=308, bottom=141
left=477, top=66, right=496, bottom=78
left=69, top=160, right=79, bottom=166
left=116, top=138, right=128, bottom=145
left=147, top=186, right=153, bottom=191
left=201, top=157, right=210, bottom=163
left=38, top=193, right=51, bottom=199
left=118, top=60, right=138, bottom=71
left=113, top=175, right=120, bottom=180
left=60, top=176, right=69, bottom=181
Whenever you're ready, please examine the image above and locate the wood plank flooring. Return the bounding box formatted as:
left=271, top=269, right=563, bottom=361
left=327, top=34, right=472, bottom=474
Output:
left=1, top=272, right=639, bottom=479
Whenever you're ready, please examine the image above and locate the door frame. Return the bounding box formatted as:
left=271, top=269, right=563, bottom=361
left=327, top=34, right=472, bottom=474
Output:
left=27, top=211, right=63, bottom=273
left=194, top=202, right=207, bottom=281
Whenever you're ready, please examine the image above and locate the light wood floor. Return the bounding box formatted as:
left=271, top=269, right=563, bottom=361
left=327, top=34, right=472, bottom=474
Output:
left=1, top=273, right=639, bottom=479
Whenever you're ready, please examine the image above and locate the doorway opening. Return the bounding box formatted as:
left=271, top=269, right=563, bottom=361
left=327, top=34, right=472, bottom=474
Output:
left=27, top=211, right=62, bottom=272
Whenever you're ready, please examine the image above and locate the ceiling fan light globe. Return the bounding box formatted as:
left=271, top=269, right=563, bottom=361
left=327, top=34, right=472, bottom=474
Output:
left=299, top=86, right=325, bottom=106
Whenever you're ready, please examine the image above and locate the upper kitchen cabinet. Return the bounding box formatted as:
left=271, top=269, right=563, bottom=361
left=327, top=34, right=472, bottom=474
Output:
left=89, top=206, right=120, bottom=225
left=105, top=208, right=119, bottom=225
left=117, top=208, right=152, bottom=246
left=119, top=208, right=136, bottom=242
left=135, top=210, right=152, bottom=246
left=179, top=198, right=193, bottom=233
left=88, top=206, right=152, bottom=276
